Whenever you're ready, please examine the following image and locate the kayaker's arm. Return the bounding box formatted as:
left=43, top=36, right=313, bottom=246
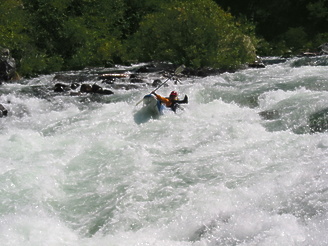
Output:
left=178, top=95, right=188, bottom=104
left=152, top=91, right=171, bottom=106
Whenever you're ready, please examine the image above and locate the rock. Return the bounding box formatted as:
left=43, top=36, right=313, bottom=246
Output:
left=248, top=62, right=265, bottom=68
left=259, top=110, right=280, bottom=120
left=54, top=82, right=113, bottom=95
left=319, top=43, right=328, bottom=54
left=79, top=83, right=114, bottom=95
left=91, top=84, right=114, bottom=95
left=0, top=48, right=17, bottom=83
left=248, top=56, right=265, bottom=68
left=129, top=74, right=144, bottom=83
left=134, top=62, right=175, bottom=73
left=152, top=79, right=162, bottom=87
left=181, top=66, right=222, bottom=77
left=54, top=82, right=80, bottom=92
left=262, top=57, right=287, bottom=65
left=0, top=104, right=8, bottom=117
left=54, top=83, right=71, bottom=92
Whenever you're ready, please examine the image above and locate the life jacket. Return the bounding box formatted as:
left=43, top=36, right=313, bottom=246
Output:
left=154, top=94, right=188, bottom=112
left=154, top=94, right=172, bottom=107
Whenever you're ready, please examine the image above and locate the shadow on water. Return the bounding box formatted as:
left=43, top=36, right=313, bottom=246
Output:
left=259, top=107, right=328, bottom=135
left=133, top=107, right=160, bottom=124
left=291, top=55, right=328, bottom=67
left=309, top=108, right=328, bottom=133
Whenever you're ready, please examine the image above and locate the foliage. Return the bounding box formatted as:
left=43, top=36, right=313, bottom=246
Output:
left=1, top=0, right=328, bottom=77
left=216, top=0, right=328, bottom=55
left=20, top=0, right=126, bottom=70
left=0, top=0, right=30, bottom=58
left=313, top=33, right=328, bottom=48
left=307, top=0, right=328, bottom=31
left=129, top=0, right=257, bottom=69
left=283, top=27, right=308, bottom=52
left=19, top=51, right=64, bottom=77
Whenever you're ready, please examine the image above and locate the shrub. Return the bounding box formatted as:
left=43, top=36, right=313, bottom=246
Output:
left=129, top=0, right=257, bottom=69
left=283, top=27, right=308, bottom=53
left=18, top=50, right=64, bottom=77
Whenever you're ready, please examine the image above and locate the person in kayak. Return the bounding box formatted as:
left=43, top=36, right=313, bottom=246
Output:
left=151, top=90, right=188, bottom=112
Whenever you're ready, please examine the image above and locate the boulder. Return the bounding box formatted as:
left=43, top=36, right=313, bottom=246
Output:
left=0, top=48, right=17, bottom=83
left=259, top=110, right=280, bottom=120
left=129, top=74, right=144, bottom=83
left=319, top=43, right=328, bottom=54
left=54, top=82, right=80, bottom=92
left=181, top=66, right=223, bottom=77
left=0, top=104, right=8, bottom=117
left=248, top=56, right=265, bottom=68
left=79, top=83, right=114, bottom=95
left=134, top=62, right=175, bottom=73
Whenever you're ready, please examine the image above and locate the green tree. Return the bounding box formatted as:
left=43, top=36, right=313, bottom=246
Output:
left=63, top=0, right=126, bottom=68
left=307, top=0, right=328, bottom=34
left=0, top=0, right=29, bottom=58
left=283, top=27, right=308, bottom=52
left=129, top=0, right=257, bottom=69
left=19, top=0, right=127, bottom=73
left=216, top=0, right=328, bottom=55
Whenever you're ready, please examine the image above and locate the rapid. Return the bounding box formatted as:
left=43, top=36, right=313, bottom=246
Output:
left=0, top=56, right=328, bottom=246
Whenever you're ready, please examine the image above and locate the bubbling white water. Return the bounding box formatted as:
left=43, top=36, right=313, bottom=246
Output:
left=0, top=58, right=328, bottom=245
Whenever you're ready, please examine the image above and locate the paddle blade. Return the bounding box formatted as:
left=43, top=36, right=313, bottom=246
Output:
left=174, top=65, right=185, bottom=75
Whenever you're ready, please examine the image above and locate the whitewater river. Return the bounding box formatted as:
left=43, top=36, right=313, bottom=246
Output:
left=0, top=56, right=327, bottom=246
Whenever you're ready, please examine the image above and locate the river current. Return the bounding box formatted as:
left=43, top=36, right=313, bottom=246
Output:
left=0, top=56, right=328, bottom=246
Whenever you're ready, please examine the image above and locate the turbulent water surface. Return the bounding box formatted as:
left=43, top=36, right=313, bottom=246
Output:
left=0, top=56, right=328, bottom=246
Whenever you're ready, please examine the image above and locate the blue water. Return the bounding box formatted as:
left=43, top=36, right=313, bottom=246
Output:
left=0, top=57, right=327, bottom=246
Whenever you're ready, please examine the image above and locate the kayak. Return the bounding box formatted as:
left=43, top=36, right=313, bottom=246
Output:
left=142, top=94, right=188, bottom=114
left=133, top=94, right=169, bottom=124
left=133, top=93, right=187, bottom=124
left=142, top=94, right=166, bottom=116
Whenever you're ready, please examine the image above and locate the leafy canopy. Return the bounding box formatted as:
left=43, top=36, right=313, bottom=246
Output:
left=130, top=0, right=257, bottom=69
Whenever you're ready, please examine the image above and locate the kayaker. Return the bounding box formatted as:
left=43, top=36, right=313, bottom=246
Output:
left=151, top=90, right=188, bottom=112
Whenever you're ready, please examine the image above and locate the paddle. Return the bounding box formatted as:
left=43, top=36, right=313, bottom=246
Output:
left=135, top=65, right=185, bottom=106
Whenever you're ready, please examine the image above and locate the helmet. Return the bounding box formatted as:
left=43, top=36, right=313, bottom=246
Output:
left=170, top=91, right=178, bottom=97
